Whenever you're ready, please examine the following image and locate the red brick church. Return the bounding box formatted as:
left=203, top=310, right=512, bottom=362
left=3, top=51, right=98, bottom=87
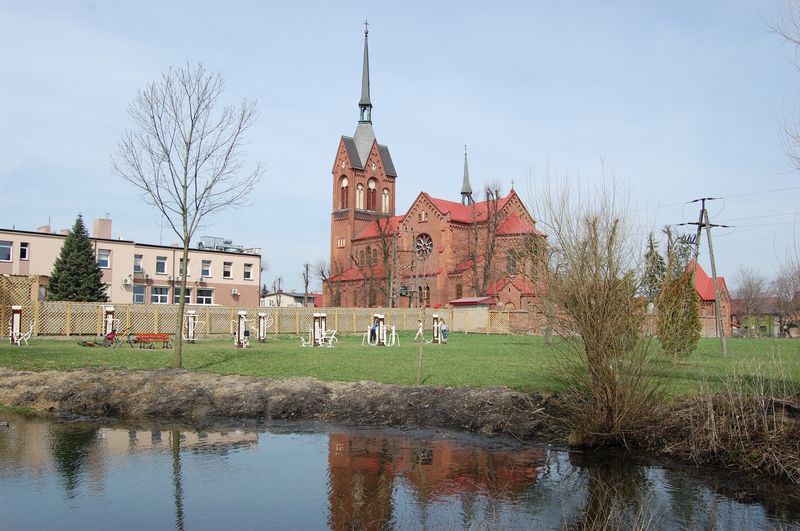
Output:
left=324, top=28, right=546, bottom=309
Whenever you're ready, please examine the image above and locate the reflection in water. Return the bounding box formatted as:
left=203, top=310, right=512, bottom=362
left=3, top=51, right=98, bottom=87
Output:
left=327, top=432, right=546, bottom=530
left=171, top=430, right=184, bottom=531
left=49, top=423, right=99, bottom=498
left=0, top=414, right=799, bottom=530
left=566, top=451, right=650, bottom=530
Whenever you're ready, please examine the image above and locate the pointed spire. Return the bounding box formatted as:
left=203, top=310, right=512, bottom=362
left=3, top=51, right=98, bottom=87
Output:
left=358, top=21, right=372, bottom=122
left=461, top=145, right=474, bottom=205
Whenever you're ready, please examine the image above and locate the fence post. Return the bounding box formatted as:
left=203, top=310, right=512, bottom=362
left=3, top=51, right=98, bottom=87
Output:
left=204, top=308, right=210, bottom=335
left=96, top=305, right=102, bottom=335
left=126, top=305, right=131, bottom=331
left=66, top=303, right=72, bottom=336
left=33, top=300, right=40, bottom=336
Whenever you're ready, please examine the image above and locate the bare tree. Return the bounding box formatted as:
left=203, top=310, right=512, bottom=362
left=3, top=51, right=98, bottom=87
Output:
left=112, top=63, right=264, bottom=367
left=772, top=258, right=800, bottom=336
left=734, top=266, right=770, bottom=336
left=271, top=276, right=283, bottom=307
left=467, top=184, right=505, bottom=296
left=301, top=263, right=310, bottom=307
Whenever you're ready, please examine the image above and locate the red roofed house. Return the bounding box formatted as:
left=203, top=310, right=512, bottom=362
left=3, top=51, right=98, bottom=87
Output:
left=324, top=29, right=546, bottom=308
left=691, top=260, right=732, bottom=337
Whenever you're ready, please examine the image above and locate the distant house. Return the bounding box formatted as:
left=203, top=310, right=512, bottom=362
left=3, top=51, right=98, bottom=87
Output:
left=260, top=290, right=313, bottom=307
left=0, top=219, right=261, bottom=306
left=730, top=296, right=782, bottom=337
left=692, top=260, right=731, bottom=338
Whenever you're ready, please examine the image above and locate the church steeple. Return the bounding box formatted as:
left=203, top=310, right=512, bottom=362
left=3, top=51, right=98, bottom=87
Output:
left=461, top=145, right=474, bottom=205
left=358, top=21, right=372, bottom=123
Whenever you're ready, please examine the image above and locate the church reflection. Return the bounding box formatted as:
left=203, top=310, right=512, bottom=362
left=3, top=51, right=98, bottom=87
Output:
left=326, top=432, right=546, bottom=530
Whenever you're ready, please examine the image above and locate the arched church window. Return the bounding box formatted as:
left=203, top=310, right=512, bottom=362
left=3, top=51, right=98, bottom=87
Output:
left=455, top=284, right=463, bottom=299
left=360, top=250, right=365, bottom=265
left=382, top=188, right=390, bottom=213
left=356, top=184, right=364, bottom=210
left=372, top=248, right=378, bottom=264
left=367, top=179, right=377, bottom=211
left=340, top=177, right=349, bottom=209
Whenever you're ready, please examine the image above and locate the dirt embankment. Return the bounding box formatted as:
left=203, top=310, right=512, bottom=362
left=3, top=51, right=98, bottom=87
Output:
left=0, top=368, right=558, bottom=439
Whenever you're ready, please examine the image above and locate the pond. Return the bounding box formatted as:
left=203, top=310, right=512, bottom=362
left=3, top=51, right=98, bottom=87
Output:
left=0, top=413, right=798, bottom=530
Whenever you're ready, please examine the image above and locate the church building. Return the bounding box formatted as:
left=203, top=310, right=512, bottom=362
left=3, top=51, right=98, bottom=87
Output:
left=324, top=27, right=546, bottom=309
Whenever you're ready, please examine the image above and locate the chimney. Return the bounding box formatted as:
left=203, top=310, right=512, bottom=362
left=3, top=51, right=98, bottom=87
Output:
left=36, top=225, right=52, bottom=233
left=93, top=218, right=112, bottom=239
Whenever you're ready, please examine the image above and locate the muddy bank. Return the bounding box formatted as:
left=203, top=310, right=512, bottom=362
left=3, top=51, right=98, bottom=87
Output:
left=0, top=368, right=558, bottom=439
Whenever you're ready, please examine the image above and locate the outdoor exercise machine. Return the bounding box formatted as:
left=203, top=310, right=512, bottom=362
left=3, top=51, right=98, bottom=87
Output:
left=233, top=310, right=250, bottom=348
left=183, top=310, right=205, bottom=343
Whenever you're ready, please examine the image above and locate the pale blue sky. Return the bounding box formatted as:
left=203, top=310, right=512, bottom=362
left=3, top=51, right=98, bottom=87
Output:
left=1, top=1, right=797, bottom=292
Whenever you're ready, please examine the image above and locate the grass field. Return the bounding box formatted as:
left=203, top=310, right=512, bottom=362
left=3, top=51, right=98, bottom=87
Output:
left=1, top=333, right=798, bottom=396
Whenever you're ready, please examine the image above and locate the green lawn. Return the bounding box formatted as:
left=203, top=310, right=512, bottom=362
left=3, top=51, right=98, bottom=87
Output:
left=1, top=333, right=798, bottom=397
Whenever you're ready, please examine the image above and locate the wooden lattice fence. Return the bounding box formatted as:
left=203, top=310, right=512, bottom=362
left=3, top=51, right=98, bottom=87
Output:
left=2, top=300, right=542, bottom=338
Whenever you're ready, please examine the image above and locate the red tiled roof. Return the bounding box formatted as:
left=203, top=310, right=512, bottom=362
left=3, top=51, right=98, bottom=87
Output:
left=452, top=254, right=483, bottom=273
left=449, top=296, right=497, bottom=306
left=353, top=216, right=404, bottom=241
left=424, top=191, right=513, bottom=224
left=496, top=212, right=544, bottom=236
left=486, top=277, right=537, bottom=296
left=691, top=260, right=728, bottom=301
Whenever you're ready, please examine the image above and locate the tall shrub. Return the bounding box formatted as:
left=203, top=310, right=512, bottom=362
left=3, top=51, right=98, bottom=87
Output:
left=656, top=228, right=700, bottom=364
left=532, top=177, right=661, bottom=447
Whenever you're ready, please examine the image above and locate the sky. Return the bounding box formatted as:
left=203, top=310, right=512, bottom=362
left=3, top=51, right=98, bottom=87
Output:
left=1, top=1, right=798, bottom=293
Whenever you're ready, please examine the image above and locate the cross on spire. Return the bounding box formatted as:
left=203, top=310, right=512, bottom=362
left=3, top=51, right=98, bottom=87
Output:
left=364, top=20, right=369, bottom=34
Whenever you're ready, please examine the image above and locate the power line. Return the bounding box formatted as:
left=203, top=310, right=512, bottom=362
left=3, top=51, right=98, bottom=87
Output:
left=717, top=211, right=799, bottom=223
left=634, top=185, right=800, bottom=213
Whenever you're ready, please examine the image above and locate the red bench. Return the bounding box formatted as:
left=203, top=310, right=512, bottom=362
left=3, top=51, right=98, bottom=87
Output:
left=131, top=333, right=172, bottom=349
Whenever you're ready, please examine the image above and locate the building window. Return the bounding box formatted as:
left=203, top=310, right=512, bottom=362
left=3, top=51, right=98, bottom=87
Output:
left=174, top=287, right=192, bottom=304
left=456, top=284, right=463, bottom=299
left=223, top=262, right=232, bottom=279
left=369, top=286, right=376, bottom=307
left=156, top=256, right=167, bottom=274
left=367, top=179, right=377, bottom=210
left=340, top=177, right=349, bottom=209
left=507, top=250, right=518, bottom=276
left=244, top=263, right=253, bottom=280
left=20, top=242, right=29, bottom=261
left=337, top=238, right=346, bottom=249
left=382, top=188, right=390, bottom=213
left=134, top=254, right=143, bottom=273
left=360, top=250, right=366, bottom=265
left=151, top=286, right=169, bottom=304
left=98, top=249, right=111, bottom=269
left=179, top=258, right=189, bottom=276
left=133, top=284, right=146, bottom=304
left=197, top=289, right=213, bottom=305
left=372, top=248, right=378, bottom=264
left=418, top=211, right=428, bottom=222
left=0, top=241, right=11, bottom=261
left=356, top=184, right=364, bottom=209
left=201, top=260, right=211, bottom=277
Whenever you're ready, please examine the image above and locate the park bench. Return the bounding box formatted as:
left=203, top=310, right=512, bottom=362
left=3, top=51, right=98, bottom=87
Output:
left=130, top=333, right=172, bottom=349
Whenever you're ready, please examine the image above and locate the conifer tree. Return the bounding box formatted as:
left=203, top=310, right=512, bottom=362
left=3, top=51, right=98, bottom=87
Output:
left=641, top=232, right=666, bottom=300
left=48, top=215, right=108, bottom=302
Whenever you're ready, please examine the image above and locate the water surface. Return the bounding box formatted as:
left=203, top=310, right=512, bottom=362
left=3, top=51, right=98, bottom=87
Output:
left=0, top=413, right=798, bottom=530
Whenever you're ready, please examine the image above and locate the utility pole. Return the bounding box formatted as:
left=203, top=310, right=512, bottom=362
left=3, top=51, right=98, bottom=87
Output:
left=681, top=197, right=730, bottom=358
